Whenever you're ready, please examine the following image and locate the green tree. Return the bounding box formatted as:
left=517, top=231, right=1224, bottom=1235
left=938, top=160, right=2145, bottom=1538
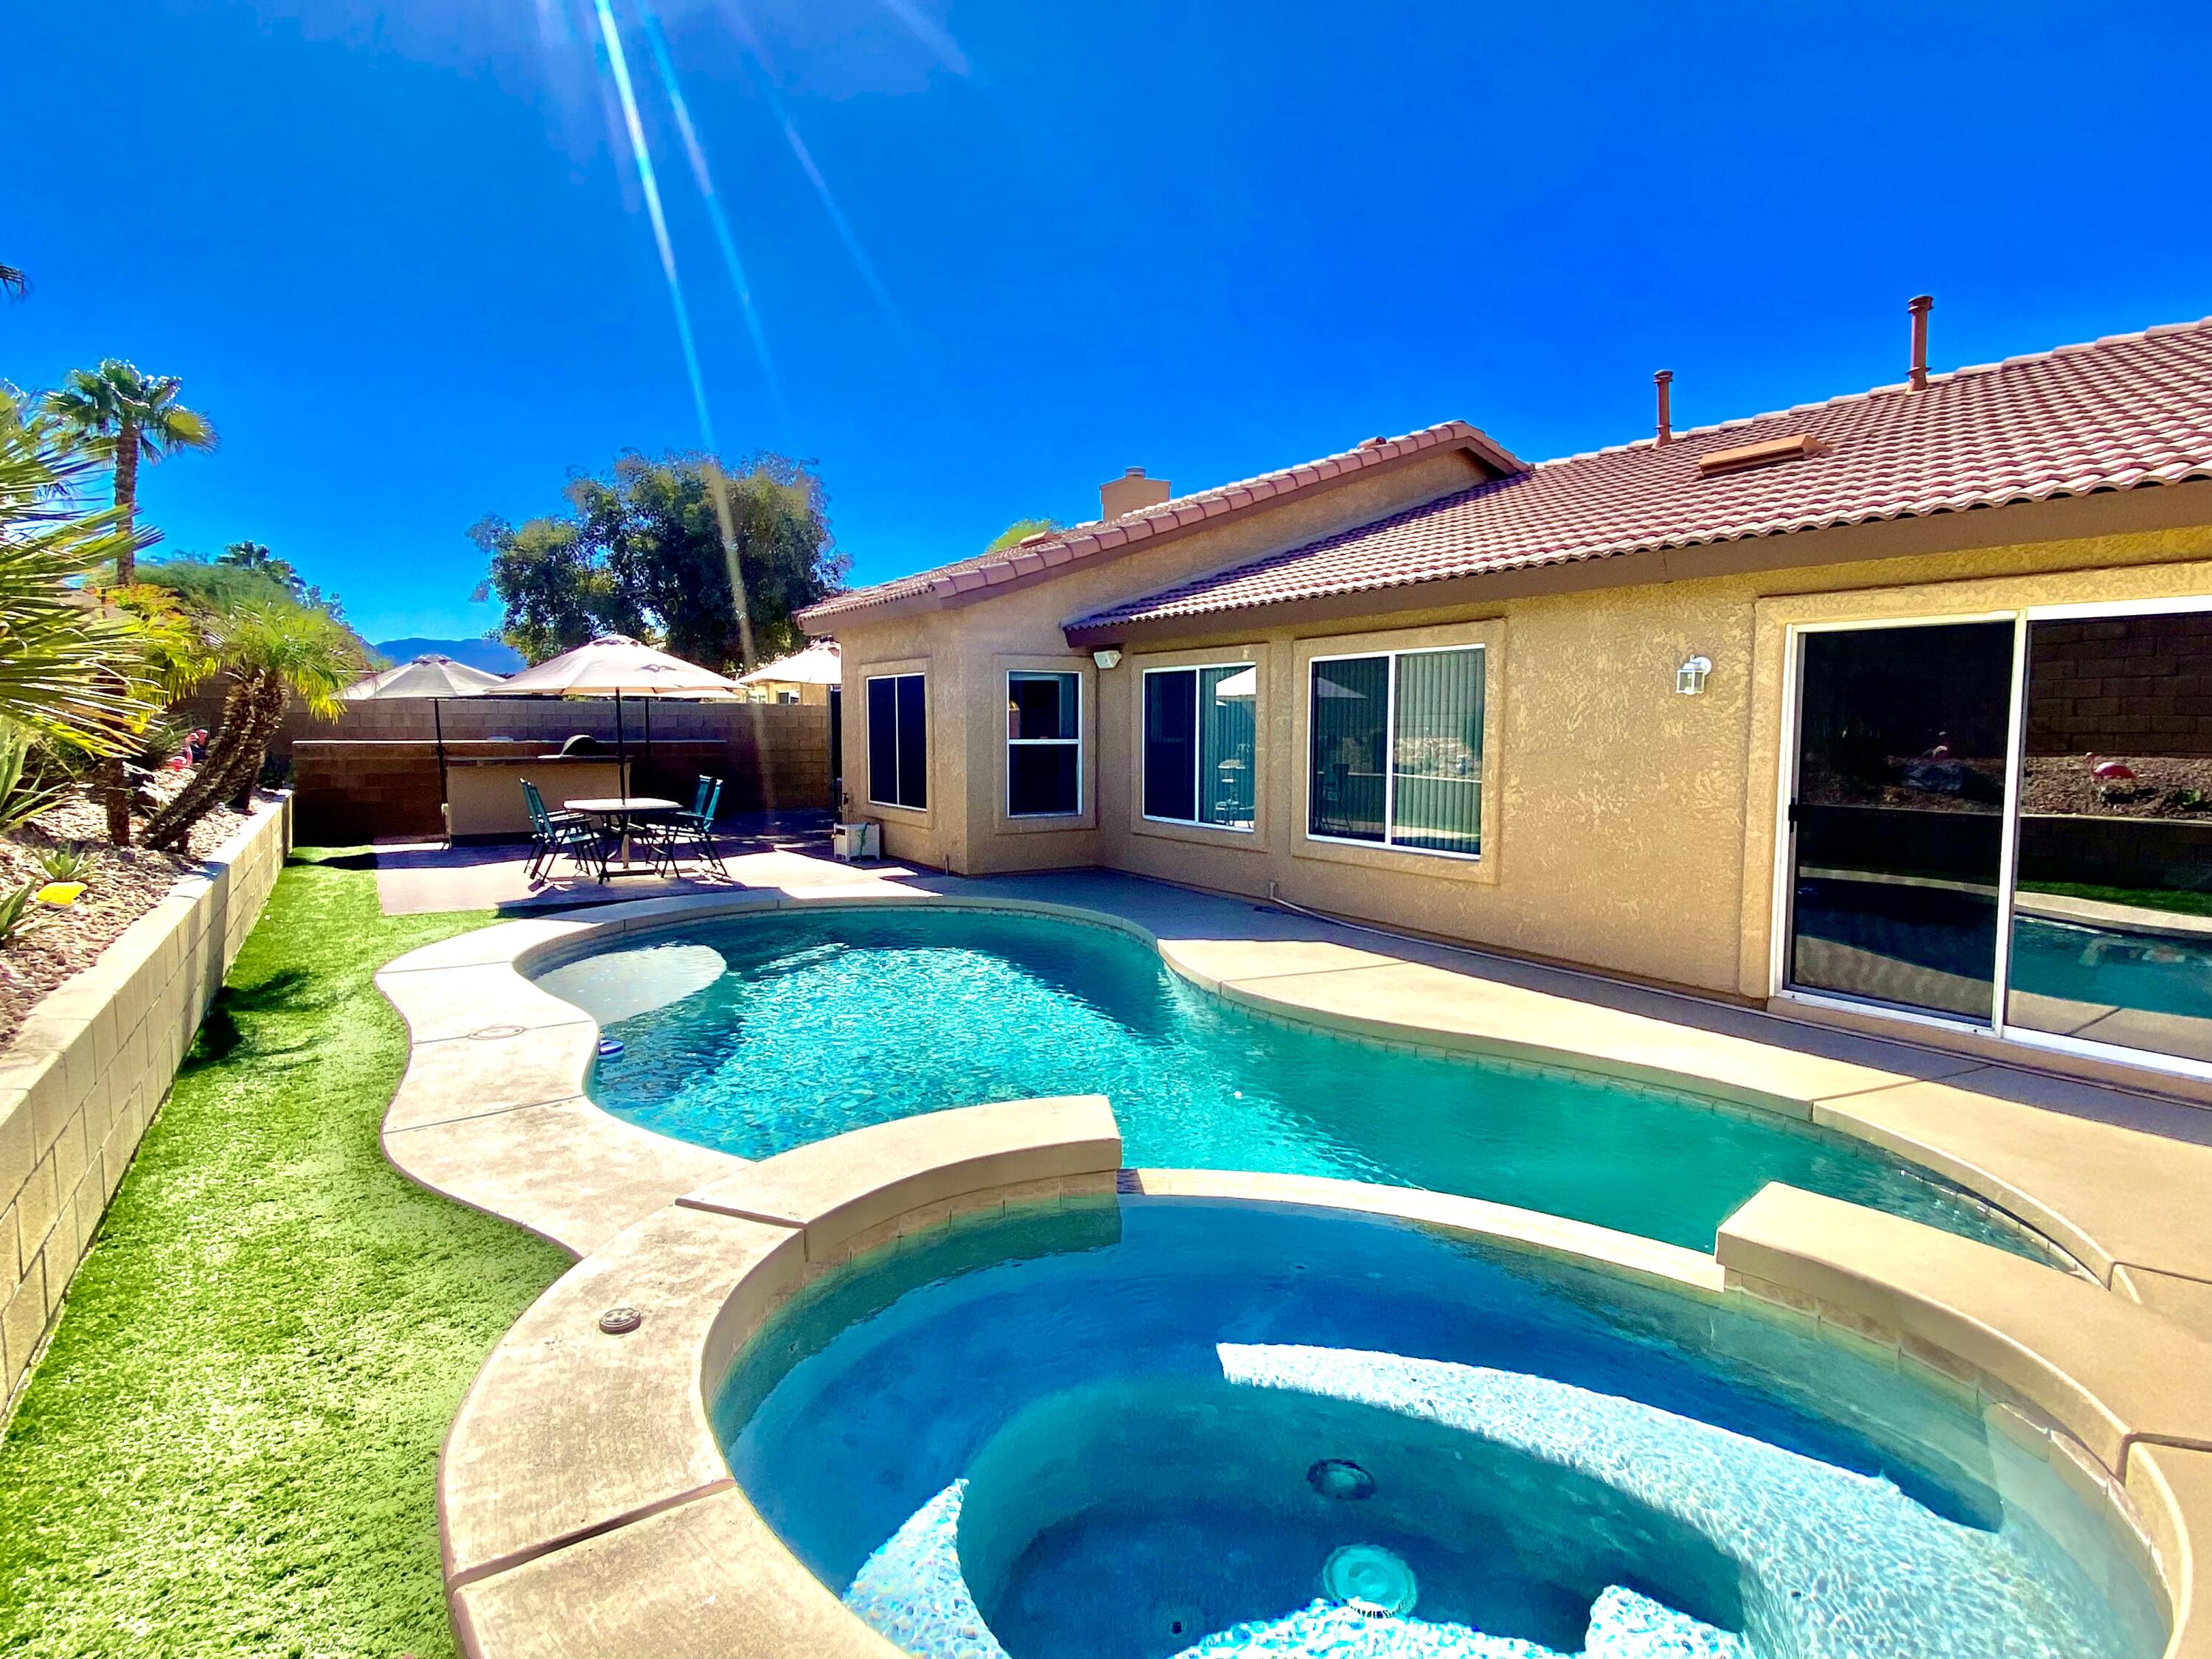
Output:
left=43, top=361, right=217, bottom=585
left=0, top=264, right=24, bottom=301
left=984, top=517, right=1061, bottom=554
left=142, top=602, right=362, bottom=850
left=474, top=451, right=846, bottom=669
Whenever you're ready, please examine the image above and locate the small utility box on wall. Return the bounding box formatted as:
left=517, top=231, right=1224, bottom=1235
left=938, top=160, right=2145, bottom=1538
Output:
left=832, top=821, right=881, bottom=862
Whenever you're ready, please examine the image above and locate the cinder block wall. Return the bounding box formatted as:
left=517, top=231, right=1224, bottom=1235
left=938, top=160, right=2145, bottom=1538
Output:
left=0, top=793, right=293, bottom=1408
left=285, top=703, right=832, bottom=844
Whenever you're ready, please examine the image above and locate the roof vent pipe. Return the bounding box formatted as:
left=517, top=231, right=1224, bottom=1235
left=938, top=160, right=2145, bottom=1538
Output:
left=1908, top=294, right=1934, bottom=391
left=1654, top=370, right=1674, bottom=445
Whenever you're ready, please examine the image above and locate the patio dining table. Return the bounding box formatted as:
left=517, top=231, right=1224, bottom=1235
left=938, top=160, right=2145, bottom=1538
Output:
left=563, top=795, right=679, bottom=878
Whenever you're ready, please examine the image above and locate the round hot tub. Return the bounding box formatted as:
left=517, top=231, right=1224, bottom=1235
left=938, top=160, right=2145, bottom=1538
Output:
left=714, top=1194, right=2163, bottom=1659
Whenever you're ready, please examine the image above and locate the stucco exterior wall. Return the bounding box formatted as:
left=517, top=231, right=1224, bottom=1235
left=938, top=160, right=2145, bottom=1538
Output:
left=825, top=477, right=2212, bottom=1001
left=830, top=448, right=1492, bottom=870
left=0, top=793, right=293, bottom=1408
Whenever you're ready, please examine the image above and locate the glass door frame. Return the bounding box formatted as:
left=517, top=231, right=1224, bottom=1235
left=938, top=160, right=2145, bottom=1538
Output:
left=1768, top=597, right=2212, bottom=1085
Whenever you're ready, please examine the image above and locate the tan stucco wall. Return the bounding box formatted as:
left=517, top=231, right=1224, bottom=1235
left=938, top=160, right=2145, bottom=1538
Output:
left=829, top=482, right=2212, bottom=999
left=830, top=447, right=1492, bottom=871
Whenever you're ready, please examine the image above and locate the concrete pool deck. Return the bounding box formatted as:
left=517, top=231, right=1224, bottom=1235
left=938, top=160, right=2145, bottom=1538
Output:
left=370, top=864, right=2212, bottom=1655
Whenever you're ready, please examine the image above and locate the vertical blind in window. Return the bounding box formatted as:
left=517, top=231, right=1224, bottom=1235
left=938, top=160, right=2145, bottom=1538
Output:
left=1308, top=646, right=1484, bottom=855
left=1142, top=665, right=1256, bottom=829
left=1007, top=670, right=1081, bottom=816
left=866, top=672, right=928, bottom=810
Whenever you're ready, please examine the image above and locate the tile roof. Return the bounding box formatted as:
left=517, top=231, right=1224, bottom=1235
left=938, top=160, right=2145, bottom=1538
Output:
left=1066, top=317, right=2212, bottom=635
left=796, top=420, right=1525, bottom=626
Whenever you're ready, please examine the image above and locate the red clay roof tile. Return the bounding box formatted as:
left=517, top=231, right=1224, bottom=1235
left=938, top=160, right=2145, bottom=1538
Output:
left=796, top=420, right=1524, bottom=626
left=1066, top=317, right=2212, bottom=635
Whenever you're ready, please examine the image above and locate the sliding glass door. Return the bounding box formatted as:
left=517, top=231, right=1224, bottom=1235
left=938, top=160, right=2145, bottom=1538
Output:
left=1786, top=622, right=2016, bottom=1021
left=2006, top=611, right=2212, bottom=1065
left=1783, top=602, right=2212, bottom=1076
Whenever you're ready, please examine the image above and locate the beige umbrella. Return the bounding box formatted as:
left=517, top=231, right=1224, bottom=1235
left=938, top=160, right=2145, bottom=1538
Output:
left=344, top=655, right=511, bottom=830
left=343, top=654, right=507, bottom=700
left=734, top=641, right=841, bottom=692
left=484, top=634, right=745, bottom=782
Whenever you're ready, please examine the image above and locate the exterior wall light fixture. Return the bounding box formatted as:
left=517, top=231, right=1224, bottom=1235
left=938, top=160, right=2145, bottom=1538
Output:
left=1676, top=655, right=1712, bottom=695
left=1091, top=649, right=1123, bottom=670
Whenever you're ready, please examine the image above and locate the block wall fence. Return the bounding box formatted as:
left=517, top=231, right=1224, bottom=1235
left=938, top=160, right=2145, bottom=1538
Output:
left=0, top=793, right=293, bottom=1408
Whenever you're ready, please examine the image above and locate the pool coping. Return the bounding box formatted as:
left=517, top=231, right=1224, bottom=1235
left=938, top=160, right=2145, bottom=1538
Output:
left=376, top=884, right=2212, bottom=1303
left=425, top=1099, right=2212, bottom=1659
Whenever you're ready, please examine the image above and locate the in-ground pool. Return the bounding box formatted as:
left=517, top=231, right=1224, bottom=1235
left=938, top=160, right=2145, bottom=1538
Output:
left=717, top=1196, right=2162, bottom=1659
left=538, top=905, right=2045, bottom=1256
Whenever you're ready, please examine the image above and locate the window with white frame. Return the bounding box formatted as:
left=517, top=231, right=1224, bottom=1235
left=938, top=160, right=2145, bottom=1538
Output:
left=866, top=672, right=928, bottom=810
left=1143, top=664, right=1256, bottom=830
left=1308, top=645, right=1484, bottom=857
left=1006, top=670, right=1081, bottom=817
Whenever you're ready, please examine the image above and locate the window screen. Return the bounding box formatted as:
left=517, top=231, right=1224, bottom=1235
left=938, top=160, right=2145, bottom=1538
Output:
left=1308, top=647, right=1483, bottom=855
left=1144, top=665, right=1256, bottom=830
left=1007, top=670, right=1080, bottom=816
left=866, top=672, right=927, bottom=810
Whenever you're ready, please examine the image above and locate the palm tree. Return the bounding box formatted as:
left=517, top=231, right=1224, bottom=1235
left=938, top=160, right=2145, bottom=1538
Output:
left=142, top=602, right=362, bottom=851
left=0, top=264, right=25, bottom=300
left=43, top=361, right=217, bottom=585
left=0, top=389, right=159, bottom=753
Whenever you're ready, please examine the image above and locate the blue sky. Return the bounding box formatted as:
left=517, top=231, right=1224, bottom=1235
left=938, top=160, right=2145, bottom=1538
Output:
left=7, top=1, right=2210, bottom=645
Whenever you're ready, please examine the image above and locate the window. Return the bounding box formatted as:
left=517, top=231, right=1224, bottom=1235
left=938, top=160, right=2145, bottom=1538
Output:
left=866, top=672, right=927, bottom=810
left=1143, top=664, right=1256, bottom=830
left=1007, top=670, right=1082, bottom=817
left=1308, top=645, right=1484, bottom=858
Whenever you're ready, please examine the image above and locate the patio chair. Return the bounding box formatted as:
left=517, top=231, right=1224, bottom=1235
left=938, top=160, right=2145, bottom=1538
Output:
left=637, top=774, right=726, bottom=876
left=521, top=779, right=604, bottom=881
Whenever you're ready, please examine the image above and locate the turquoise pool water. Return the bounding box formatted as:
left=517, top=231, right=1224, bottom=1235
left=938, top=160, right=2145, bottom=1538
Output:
left=717, top=1197, right=2160, bottom=1659
left=541, top=906, right=2043, bottom=1256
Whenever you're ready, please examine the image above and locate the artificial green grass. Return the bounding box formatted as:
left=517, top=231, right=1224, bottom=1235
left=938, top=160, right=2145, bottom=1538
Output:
left=0, top=849, right=569, bottom=1658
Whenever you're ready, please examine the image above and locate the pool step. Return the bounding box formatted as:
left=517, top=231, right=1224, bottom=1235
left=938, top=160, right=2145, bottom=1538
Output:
left=1583, top=1586, right=1751, bottom=1658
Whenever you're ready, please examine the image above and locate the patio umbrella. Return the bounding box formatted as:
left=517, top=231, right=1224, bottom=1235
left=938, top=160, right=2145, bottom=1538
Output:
left=342, top=655, right=507, bottom=700
left=483, top=634, right=744, bottom=787
left=343, top=655, right=511, bottom=835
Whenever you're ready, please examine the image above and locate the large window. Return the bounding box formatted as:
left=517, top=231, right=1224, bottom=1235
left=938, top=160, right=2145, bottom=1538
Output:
left=866, top=672, right=928, bottom=810
left=1308, top=645, right=1485, bottom=858
left=1143, top=664, right=1256, bottom=830
left=1007, top=670, right=1081, bottom=817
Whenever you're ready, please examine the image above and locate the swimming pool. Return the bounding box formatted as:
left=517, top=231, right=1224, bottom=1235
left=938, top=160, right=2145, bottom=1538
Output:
left=717, top=1195, right=2160, bottom=1659
left=538, top=905, right=2044, bottom=1256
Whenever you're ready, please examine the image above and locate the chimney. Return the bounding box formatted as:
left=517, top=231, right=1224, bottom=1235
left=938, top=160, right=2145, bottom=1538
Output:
left=1907, top=294, right=1933, bottom=391
left=1099, top=465, right=1172, bottom=521
left=1654, top=370, right=1674, bottom=445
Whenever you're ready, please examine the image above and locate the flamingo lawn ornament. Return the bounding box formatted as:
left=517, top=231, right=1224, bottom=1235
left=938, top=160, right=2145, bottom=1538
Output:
left=2087, top=752, right=2138, bottom=783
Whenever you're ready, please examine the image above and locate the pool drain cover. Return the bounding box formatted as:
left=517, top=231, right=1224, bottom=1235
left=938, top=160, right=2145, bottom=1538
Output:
left=1322, top=1543, right=1417, bottom=1618
left=1307, top=1458, right=1376, bottom=1500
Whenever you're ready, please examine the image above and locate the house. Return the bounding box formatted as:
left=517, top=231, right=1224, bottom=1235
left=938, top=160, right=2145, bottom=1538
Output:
left=797, top=306, right=2212, bottom=1091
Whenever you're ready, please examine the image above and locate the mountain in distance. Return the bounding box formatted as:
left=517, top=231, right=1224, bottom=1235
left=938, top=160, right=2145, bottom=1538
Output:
left=372, top=636, right=525, bottom=675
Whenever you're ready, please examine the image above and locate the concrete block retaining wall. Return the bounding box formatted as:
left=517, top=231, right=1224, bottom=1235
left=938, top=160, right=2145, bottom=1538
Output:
left=0, top=793, right=293, bottom=1408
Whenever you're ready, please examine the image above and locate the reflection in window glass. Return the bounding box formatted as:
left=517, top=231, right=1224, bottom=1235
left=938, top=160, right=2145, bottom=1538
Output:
left=1787, top=624, right=2012, bottom=1022
left=1143, top=665, right=1256, bottom=830
left=2008, top=611, right=2212, bottom=1064
left=1307, top=648, right=1484, bottom=855
left=1007, top=670, right=1080, bottom=816
left=866, top=672, right=927, bottom=810
left=1310, top=655, right=1389, bottom=842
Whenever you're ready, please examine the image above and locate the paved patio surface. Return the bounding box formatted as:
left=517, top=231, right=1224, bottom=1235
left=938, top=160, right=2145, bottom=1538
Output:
left=371, top=811, right=888, bottom=915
